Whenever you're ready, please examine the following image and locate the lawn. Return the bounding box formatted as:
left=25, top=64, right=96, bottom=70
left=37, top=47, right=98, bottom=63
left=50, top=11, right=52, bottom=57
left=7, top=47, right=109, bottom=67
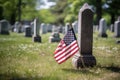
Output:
left=0, top=31, right=120, bottom=80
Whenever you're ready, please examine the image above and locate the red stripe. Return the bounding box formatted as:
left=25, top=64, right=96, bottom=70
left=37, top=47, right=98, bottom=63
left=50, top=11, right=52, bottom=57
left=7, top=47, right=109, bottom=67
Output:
left=54, top=44, right=66, bottom=54
left=54, top=40, right=66, bottom=54
left=55, top=44, right=79, bottom=61
left=54, top=41, right=77, bottom=56
left=54, top=41, right=77, bottom=58
left=56, top=43, right=77, bottom=61
left=58, top=48, right=79, bottom=64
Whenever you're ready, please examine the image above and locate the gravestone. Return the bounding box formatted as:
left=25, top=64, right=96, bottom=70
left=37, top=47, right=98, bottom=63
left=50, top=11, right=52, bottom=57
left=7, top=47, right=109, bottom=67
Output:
left=47, top=24, right=52, bottom=32
left=25, top=26, right=32, bottom=37
left=49, top=32, right=61, bottom=43
left=0, top=20, right=10, bottom=35
left=72, top=3, right=96, bottom=69
left=58, top=25, right=63, bottom=33
left=30, top=21, right=34, bottom=35
left=117, top=16, right=120, bottom=21
left=32, top=18, right=41, bottom=42
left=98, top=18, right=108, bottom=37
left=110, top=24, right=114, bottom=32
left=40, top=23, right=47, bottom=34
left=62, top=27, right=65, bottom=34
left=114, top=21, right=120, bottom=38
left=72, top=21, right=78, bottom=33
left=14, top=21, right=22, bottom=33
left=65, top=23, right=71, bottom=34
left=52, top=25, right=58, bottom=32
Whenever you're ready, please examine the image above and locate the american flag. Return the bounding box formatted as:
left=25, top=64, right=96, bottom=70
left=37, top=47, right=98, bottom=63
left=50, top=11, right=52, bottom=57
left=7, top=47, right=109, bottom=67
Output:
left=54, top=27, right=79, bottom=64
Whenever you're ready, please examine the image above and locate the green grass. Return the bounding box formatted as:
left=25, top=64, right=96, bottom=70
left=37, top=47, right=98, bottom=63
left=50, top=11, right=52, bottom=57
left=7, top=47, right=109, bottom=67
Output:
left=0, top=31, right=120, bottom=80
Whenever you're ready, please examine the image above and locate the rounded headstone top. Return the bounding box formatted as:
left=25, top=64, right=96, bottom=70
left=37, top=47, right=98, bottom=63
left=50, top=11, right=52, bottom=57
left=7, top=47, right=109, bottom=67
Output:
left=100, top=18, right=105, bottom=21
left=80, top=3, right=93, bottom=12
left=66, top=23, right=70, bottom=26
left=117, top=16, right=120, bottom=21
left=51, top=32, right=60, bottom=37
left=0, top=19, right=8, bottom=23
left=115, top=21, right=120, bottom=24
left=41, top=23, right=45, bottom=26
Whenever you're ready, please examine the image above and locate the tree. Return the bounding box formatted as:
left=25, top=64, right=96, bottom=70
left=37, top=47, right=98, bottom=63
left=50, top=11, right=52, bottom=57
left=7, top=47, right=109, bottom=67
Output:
left=0, top=5, right=3, bottom=20
left=38, top=9, right=56, bottom=23
left=21, top=0, right=37, bottom=20
left=0, top=0, right=17, bottom=24
left=0, top=0, right=37, bottom=25
left=50, top=0, right=70, bottom=25
left=104, top=0, right=120, bottom=24
left=67, top=0, right=104, bottom=25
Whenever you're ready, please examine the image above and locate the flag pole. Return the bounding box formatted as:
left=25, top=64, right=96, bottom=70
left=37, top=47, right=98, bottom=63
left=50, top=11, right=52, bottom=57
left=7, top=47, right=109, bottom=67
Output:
left=69, top=23, right=86, bottom=68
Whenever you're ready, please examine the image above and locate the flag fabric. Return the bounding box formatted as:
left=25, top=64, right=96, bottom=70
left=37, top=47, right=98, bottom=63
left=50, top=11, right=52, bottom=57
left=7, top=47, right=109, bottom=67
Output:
left=54, top=27, right=79, bottom=64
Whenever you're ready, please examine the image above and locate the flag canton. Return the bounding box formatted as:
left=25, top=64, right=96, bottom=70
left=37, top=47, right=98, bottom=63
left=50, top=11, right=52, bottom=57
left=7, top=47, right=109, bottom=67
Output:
left=63, top=29, right=76, bottom=46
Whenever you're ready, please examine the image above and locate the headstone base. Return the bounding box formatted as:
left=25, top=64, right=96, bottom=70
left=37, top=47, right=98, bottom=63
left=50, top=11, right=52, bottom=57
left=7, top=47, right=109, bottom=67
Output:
left=114, top=35, right=120, bottom=38
left=72, top=55, right=96, bottom=69
left=25, top=34, right=32, bottom=37
left=32, top=35, right=41, bottom=42
left=98, top=33, right=108, bottom=37
left=116, top=40, right=120, bottom=44
left=49, top=37, right=61, bottom=43
left=0, top=31, right=9, bottom=35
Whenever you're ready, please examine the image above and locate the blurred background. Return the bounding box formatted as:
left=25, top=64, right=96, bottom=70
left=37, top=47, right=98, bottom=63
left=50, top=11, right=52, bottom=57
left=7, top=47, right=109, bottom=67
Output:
left=0, top=0, right=120, bottom=26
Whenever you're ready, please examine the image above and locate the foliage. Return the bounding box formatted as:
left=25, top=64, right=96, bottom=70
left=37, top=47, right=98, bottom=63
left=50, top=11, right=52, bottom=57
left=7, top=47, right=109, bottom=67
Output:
left=38, top=9, right=56, bottom=24
left=50, top=0, right=70, bottom=25
left=0, top=0, right=37, bottom=24
left=103, top=0, right=120, bottom=24
left=0, top=0, right=120, bottom=25
left=0, top=0, right=17, bottom=21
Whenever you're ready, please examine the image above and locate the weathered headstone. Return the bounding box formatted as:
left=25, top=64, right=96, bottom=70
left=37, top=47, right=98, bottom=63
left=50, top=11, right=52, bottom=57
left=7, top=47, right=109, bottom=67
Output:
left=72, top=21, right=78, bottom=33
left=52, top=25, right=58, bottom=32
left=40, top=23, right=47, bottom=34
left=72, top=3, right=96, bottom=69
left=32, top=18, right=41, bottom=42
left=30, top=21, right=34, bottom=35
left=0, top=20, right=10, bottom=35
left=62, top=27, right=65, bottom=34
left=98, top=18, right=108, bottom=37
left=25, top=26, right=32, bottom=37
left=114, top=21, right=120, bottom=38
left=49, top=32, right=61, bottom=43
left=110, top=24, right=114, bottom=32
left=14, top=21, right=22, bottom=33
left=65, top=23, right=71, bottom=34
left=58, top=25, right=63, bottom=33
left=117, top=16, right=120, bottom=21
left=47, top=24, right=52, bottom=32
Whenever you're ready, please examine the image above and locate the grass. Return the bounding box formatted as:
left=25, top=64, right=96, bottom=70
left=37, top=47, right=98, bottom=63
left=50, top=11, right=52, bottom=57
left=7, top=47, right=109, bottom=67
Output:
left=0, top=31, right=120, bottom=80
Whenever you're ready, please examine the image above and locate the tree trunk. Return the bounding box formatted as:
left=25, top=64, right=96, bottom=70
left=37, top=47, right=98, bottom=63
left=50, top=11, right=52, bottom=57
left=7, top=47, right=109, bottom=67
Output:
left=10, top=12, right=16, bottom=25
left=96, top=0, right=102, bottom=25
left=18, top=0, right=22, bottom=22
left=0, top=6, right=3, bottom=20
left=110, top=13, right=115, bottom=24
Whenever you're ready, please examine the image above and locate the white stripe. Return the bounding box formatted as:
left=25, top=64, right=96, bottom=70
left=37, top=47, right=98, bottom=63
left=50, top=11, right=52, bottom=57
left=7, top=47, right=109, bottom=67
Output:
left=55, top=41, right=77, bottom=57
left=55, top=42, right=78, bottom=60
left=55, top=42, right=75, bottom=57
left=55, top=44, right=66, bottom=51
left=56, top=45, right=77, bottom=60
left=56, top=46, right=79, bottom=62
left=57, top=47, right=79, bottom=63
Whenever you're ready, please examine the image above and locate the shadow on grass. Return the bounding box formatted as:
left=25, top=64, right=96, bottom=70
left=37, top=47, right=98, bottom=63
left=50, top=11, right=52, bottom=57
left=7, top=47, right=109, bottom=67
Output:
left=99, top=66, right=120, bottom=73
left=62, top=65, right=120, bottom=75
left=0, top=73, right=60, bottom=80
left=62, top=68, right=99, bottom=76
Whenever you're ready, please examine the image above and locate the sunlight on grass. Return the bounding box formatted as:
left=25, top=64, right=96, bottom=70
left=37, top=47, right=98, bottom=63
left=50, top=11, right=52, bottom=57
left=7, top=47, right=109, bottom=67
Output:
left=0, top=32, right=120, bottom=80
